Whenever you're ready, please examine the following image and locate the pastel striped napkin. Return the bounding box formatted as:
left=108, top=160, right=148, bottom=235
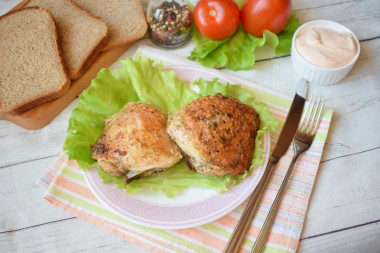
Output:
left=39, top=46, right=333, bottom=253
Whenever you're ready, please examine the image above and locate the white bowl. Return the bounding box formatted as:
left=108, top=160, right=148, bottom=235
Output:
left=291, top=20, right=360, bottom=85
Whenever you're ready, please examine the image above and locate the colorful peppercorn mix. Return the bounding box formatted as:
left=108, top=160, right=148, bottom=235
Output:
left=148, top=0, right=193, bottom=48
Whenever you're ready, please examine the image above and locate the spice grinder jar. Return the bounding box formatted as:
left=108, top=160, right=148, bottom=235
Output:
left=147, top=0, right=193, bottom=48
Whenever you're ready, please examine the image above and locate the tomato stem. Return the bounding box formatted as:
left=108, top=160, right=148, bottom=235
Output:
left=209, top=10, right=216, bottom=16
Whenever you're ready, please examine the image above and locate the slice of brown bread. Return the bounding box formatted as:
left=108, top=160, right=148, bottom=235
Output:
left=72, top=0, right=147, bottom=51
left=0, top=7, right=70, bottom=114
left=24, top=0, right=109, bottom=80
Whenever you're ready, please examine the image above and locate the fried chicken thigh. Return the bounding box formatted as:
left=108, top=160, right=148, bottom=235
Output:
left=167, top=93, right=260, bottom=176
left=91, top=102, right=182, bottom=179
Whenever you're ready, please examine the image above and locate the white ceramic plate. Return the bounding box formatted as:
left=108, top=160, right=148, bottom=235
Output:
left=83, top=65, right=271, bottom=229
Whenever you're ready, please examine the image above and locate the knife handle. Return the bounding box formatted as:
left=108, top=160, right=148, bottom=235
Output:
left=223, top=157, right=279, bottom=253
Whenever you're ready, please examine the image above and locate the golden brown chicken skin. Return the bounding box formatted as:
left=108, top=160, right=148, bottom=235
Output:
left=167, top=93, right=260, bottom=176
left=91, top=102, right=182, bottom=178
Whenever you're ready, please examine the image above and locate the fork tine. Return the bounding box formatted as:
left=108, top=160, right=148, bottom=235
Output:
left=300, top=96, right=316, bottom=133
left=299, top=96, right=313, bottom=132
left=300, top=96, right=324, bottom=135
left=311, top=98, right=325, bottom=135
left=307, top=96, right=321, bottom=135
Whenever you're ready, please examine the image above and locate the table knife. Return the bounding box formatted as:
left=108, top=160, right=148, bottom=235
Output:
left=223, top=79, right=308, bottom=253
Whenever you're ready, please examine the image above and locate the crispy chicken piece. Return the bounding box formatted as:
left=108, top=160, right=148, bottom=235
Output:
left=91, top=102, right=182, bottom=179
left=167, top=93, right=260, bottom=176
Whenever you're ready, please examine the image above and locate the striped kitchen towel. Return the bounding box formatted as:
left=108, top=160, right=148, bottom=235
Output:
left=39, top=46, right=333, bottom=253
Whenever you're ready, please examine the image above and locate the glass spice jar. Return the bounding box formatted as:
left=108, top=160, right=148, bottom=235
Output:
left=147, top=0, right=193, bottom=48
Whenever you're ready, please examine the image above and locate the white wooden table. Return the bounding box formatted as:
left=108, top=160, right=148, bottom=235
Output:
left=1, top=0, right=379, bottom=252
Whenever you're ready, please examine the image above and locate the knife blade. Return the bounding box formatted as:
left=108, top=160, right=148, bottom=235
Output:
left=223, top=79, right=308, bottom=253
left=272, top=78, right=307, bottom=159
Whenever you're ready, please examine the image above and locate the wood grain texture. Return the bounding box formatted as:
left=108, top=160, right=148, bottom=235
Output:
left=0, top=217, right=149, bottom=253
left=298, top=221, right=380, bottom=253
left=1, top=0, right=379, bottom=252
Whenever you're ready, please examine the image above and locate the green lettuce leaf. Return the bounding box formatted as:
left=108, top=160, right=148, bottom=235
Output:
left=275, top=13, right=302, bottom=55
left=63, top=56, right=278, bottom=197
left=189, top=13, right=300, bottom=70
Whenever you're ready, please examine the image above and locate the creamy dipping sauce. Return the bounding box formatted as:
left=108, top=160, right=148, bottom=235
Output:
left=295, top=26, right=357, bottom=68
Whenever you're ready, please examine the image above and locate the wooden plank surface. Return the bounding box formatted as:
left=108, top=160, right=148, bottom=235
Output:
left=298, top=221, right=380, bottom=253
left=0, top=217, right=149, bottom=253
left=1, top=0, right=379, bottom=252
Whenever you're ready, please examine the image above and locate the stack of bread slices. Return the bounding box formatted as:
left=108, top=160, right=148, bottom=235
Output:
left=0, top=0, right=147, bottom=114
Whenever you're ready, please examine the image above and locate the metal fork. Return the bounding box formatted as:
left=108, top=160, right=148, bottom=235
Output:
left=251, top=96, right=325, bottom=253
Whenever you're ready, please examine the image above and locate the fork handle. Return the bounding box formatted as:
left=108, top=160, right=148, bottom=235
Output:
left=251, top=152, right=302, bottom=253
left=223, top=157, right=279, bottom=253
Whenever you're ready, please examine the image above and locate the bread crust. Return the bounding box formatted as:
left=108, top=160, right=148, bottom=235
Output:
left=72, top=0, right=148, bottom=52
left=22, top=0, right=109, bottom=80
left=6, top=81, right=70, bottom=114
left=66, top=0, right=109, bottom=79
left=100, top=0, right=147, bottom=51
left=0, top=7, right=70, bottom=114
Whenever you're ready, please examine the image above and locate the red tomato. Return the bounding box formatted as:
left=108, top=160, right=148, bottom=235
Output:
left=241, top=0, right=291, bottom=37
left=194, top=0, right=240, bottom=40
